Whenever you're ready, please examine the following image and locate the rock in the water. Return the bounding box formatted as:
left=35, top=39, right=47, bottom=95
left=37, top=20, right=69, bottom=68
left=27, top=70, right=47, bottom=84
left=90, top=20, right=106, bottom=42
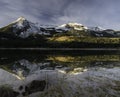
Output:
left=19, top=85, right=23, bottom=91
left=23, top=80, right=46, bottom=96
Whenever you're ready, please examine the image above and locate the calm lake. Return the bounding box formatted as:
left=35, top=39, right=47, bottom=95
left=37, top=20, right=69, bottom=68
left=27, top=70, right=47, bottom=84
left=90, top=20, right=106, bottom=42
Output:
left=0, top=50, right=120, bottom=97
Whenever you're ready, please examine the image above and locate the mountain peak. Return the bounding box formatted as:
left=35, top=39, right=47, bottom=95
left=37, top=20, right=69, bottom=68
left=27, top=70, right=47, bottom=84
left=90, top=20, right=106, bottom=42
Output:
left=67, top=22, right=83, bottom=26
left=59, top=23, right=83, bottom=27
left=88, top=26, right=105, bottom=31
left=13, top=16, right=26, bottom=25
left=15, top=16, right=26, bottom=22
left=57, top=22, right=88, bottom=31
left=12, top=16, right=29, bottom=29
left=11, top=17, right=40, bottom=38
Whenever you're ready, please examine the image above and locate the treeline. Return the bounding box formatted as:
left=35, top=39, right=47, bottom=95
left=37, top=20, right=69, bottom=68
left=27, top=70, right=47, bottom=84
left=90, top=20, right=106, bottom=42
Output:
left=1, top=40, right=120, bottom=48
left=1, top=35, right=120, bottom=48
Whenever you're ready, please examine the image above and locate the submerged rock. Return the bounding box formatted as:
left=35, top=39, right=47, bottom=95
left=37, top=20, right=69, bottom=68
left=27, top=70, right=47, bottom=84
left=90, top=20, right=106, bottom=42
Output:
left=19, top=85, right=23, bottom=91
left=22, top=80, right=46, bottom=96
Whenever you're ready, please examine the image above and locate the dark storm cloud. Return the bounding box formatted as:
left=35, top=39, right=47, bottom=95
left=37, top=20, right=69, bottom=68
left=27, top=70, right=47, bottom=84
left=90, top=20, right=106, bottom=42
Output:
left=0, top=0, right=120, bottom=29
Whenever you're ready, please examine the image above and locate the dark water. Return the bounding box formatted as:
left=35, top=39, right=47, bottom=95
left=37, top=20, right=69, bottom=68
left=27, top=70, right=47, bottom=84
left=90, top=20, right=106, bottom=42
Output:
left=0, top=50, right=120, bottom=97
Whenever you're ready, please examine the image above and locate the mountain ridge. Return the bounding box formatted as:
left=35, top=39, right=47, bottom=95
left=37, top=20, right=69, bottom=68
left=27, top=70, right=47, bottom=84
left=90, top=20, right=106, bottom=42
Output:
left=1, top=17, right=120, bottom=39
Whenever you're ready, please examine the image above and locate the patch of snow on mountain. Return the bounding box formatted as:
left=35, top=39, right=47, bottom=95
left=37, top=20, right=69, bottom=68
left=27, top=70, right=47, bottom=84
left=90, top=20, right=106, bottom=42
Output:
left=12, top=16, right=27, bottom=29
left=56, top=23, right=88, bottom=31
left=88, top=26, right=105, bottom=31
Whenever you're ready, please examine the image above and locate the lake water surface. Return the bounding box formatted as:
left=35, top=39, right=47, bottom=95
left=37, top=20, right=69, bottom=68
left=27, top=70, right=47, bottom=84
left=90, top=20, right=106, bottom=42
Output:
left=0, top=50, right=120, bottom=97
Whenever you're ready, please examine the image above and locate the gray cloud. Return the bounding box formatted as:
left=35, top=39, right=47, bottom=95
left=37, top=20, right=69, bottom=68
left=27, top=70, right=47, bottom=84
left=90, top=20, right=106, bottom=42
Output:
left=0, top=0, right=120, bottom=30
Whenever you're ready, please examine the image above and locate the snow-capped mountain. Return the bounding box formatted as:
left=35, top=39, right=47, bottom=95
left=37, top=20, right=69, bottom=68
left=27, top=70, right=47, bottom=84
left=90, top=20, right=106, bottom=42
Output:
left=12, top=17, right=40, bottom=38
left=88, top=27, right=120, bottom=37
left=88, top=26, right=105, bottom=31
left=0, top=17, right=120, bottom=39
left=56, top=22, right=88, bottom=31
left=87, top=26, right=120, bottom=37
left=39, top=23, right=88, bottom=35
left=0, top=17, right=42, bottom=38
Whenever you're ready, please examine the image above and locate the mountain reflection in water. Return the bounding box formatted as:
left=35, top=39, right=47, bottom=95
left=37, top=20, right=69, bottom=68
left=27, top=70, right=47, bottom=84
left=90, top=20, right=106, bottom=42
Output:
left=0, top=50, right=120, bottom=97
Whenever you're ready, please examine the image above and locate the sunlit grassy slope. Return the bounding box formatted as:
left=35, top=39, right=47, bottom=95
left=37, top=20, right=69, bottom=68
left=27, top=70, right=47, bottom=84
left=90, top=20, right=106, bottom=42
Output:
left=48, top=36, right=120, bottom=44
left=47, top=55, right=120, bottom=63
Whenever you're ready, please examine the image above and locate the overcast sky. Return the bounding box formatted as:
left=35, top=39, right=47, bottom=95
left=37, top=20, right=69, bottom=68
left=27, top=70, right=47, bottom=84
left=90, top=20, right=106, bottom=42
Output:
left=0, top=0, right=120, bottom=30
